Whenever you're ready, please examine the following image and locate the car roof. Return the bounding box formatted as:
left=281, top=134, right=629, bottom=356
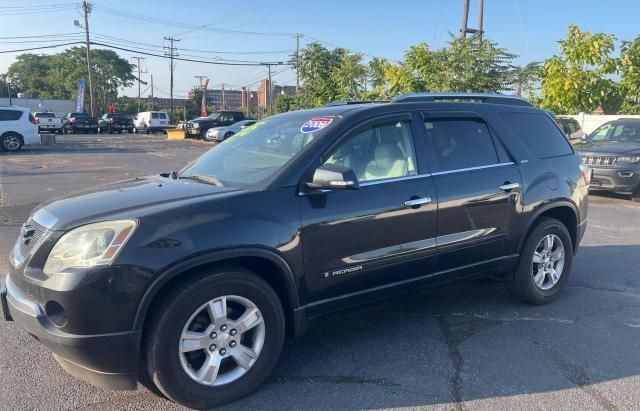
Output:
left=602, top=118, right=640, bottom=127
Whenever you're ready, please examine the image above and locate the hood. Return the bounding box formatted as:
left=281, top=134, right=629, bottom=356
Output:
left=32, top=175, right=242, bottom=230
left=575, top=141, right=640, bottom=155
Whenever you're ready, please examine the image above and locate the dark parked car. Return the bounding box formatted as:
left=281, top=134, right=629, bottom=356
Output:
left=185, top=111, right=245, bottom=139
left=555, top=116, right=586, bottom=143
left=62, top=112, right=99, bottom=134
left=99, top=112, right=134, bottom=134
left=2, top=93, right=589, bottom=408
left=576, top=118, right=640, bottom=202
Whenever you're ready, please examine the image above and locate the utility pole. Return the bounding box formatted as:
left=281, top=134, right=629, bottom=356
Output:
left=82, top=1, right=95, bottom=116
left=150, top=74, right=154, bottom=108
left=460, top=0, right=470, bottom=38
left=477, top=0, right=484, bottom=40
left=293, top=33, right=303, bottom=95
left=194, top=75, right=207, bottom=90
left=267, top=64, right=273, bottom=115
left=221, top=84, right=226, bottom=110
left=460, top=0, right=484, bottom=39
left=163, top=36, right=179, bottom=113
left=131, top=56, right=146, bottom=112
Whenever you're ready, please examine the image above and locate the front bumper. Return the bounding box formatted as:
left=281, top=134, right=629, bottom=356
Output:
left=589, top=167, right=640, bottom=194
left=1, top=274, right=140, bottom=390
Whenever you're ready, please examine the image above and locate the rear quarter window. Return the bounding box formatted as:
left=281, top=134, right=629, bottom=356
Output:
left=0, top=109, right=23, bottom=121
left=152, top=112, right=159, bottom=119
left=500, top=112, right=573, bottom=158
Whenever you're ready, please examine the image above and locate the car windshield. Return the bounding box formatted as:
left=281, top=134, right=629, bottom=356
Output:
left=589, top=122, right=640, bottom=142
left=208, top=112, right=222, bottom=120
left=178, top=112, right=337, bottom=187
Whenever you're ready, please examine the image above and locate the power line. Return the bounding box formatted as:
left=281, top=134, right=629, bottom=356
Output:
left=0, top=41, right=83, bottom=54
left=92, top=4, right=294, bottom=37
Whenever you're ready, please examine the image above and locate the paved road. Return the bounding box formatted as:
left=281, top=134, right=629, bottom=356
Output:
left=1, top=134, right=639, bottom=410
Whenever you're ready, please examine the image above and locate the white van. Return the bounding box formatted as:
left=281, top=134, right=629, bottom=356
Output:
left=132, top=111, right=170, bottom=133
left=0, top=106, right=39, bottom=152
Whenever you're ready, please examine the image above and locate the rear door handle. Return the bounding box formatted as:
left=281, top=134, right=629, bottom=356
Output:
left=499, top=182, right=520, bottom=191
left=404, top=197, right=432, bottom=207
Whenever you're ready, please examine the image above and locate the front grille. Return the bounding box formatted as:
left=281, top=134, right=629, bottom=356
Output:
left=18, top=218, right=47, bottom=258
left=185, top=122, right=194, bottom=130
left=582, top=155, right=618, bottom=167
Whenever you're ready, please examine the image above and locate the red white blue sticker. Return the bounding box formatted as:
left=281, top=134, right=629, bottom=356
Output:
left=300, top=117, right=333, bottom=133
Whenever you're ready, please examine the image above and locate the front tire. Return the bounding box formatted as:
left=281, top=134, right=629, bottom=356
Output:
left=506, top=217, right=573, bottom=304
left=632, top=185, right=640, bottom=203
left=144, top=268, right=285, bottom=408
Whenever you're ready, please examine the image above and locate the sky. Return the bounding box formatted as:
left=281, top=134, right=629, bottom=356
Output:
left=1, top=0, right=639, bottom=100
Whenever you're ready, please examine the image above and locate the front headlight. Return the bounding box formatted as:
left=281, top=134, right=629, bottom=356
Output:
left=192, top=122, right=200, bottom=129
left=617, top=156, right=640, bottom=164
left=43, top=220, right=137, bottom=275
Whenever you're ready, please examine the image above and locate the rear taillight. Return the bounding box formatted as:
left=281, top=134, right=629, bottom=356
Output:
left=109, top=118, right=115, bottom=124
left=71, top=117, right=77, bottom=124
left=35, top=118, right=40, bottom=125
left=580, top=163, right=591, bottom=185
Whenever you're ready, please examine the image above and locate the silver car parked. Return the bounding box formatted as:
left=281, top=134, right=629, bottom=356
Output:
left=205, top=119, right=256, bottom=142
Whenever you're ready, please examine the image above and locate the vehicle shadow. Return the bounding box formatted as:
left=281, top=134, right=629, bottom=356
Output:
left=231, top=244, right=640, bottom=409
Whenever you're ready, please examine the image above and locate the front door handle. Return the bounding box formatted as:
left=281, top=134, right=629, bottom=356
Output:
left=404, top=197, right=432, bottom=207
left=499, top=182, right=520, bottom=191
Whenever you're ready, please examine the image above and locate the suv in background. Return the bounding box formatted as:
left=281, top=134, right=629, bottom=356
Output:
left=133, top=111, right=170, bottom=134
left=556, top=116, right=586, bottom=143
left=99, top=112, right=134, bottom=134
left=185, top=111, right=245, bottom=139
left=0, top=107, right=39, bottom=152
left=34, top=112, right=63, bottom=134
left=63, top=112, right=99, bottom=134
left=2, top=94, right=589, bottom=408
left=576, top=118, right=640, bottom=202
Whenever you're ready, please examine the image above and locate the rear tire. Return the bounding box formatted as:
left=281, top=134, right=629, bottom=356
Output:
left=506, top=217, right=573, bottom=304
left=143, top=268, right=285, bottom=408
left=1, top=132, right=23, bottom=152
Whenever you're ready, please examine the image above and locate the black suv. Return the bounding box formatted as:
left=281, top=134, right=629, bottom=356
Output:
left=576, top=118, right=640, bottom=202
left=1, top=94, right=589, bottom=408
left=62, top=112, right=99, bottom=134
left=99, top=112, right=134, bottom=134
left=185, top=110, right=245, bottom=139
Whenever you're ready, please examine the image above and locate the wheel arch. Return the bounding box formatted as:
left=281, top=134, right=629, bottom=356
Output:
left=133, top=248, right=302, bottom=336
left=0, top=131, right=24, bottom=149
left=518, top=201, right=579, bottom=255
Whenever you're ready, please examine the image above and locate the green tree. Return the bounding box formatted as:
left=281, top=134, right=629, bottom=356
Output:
left=540, top=25, right=618, bottom=114
left=6, top=47, right=135, bottom=113
left=295, top=42, right=368, bottom=107
left=274, top=94, right=292, bottom=113
left=620, top=35, right=640, bottom=114
left=513, top=62, right=541, bottom=97
left=372, top=34, right=517, bottom=97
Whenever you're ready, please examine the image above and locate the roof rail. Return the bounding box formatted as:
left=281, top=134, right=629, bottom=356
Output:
left=391, top=93, right=533, bottom=107
left=323, top=100, right=388, bottom=107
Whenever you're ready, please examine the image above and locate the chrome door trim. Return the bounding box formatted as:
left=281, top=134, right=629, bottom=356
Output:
left=431, top=162, right=515, bottom=176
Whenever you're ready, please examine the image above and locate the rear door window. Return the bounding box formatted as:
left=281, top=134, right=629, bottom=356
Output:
left=152, top=112, right=159, bottom=119
left=501, top=112, right=573, bottom=158
left=423, top=117, right=499, bottom=172
left=159, top=113, right=168, bottom=119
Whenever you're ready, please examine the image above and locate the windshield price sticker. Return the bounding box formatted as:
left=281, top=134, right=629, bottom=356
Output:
left=300, top=117, right=333, bottom=133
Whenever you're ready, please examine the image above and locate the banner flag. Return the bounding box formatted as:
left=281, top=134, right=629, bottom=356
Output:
left=201, top=79, right=209, bottom=117
left=75, top=77, right=86, bottom=112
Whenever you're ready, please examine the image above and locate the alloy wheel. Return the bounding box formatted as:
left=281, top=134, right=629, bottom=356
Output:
left=531, top=234, right=565, bottom=290
left=3, top=135, right=21, bottom=151
left=179, top=295, right=266, bottom=386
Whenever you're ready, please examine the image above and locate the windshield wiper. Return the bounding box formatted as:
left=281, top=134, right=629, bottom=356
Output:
left=179, top=173, right=224, bottom=187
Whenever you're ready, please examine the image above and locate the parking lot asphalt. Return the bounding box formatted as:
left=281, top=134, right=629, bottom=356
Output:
left=1, top=134, right=639, bottom=410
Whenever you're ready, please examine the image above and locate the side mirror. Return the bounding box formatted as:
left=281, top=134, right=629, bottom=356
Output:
left=306, top=164, right=360, bottom=190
